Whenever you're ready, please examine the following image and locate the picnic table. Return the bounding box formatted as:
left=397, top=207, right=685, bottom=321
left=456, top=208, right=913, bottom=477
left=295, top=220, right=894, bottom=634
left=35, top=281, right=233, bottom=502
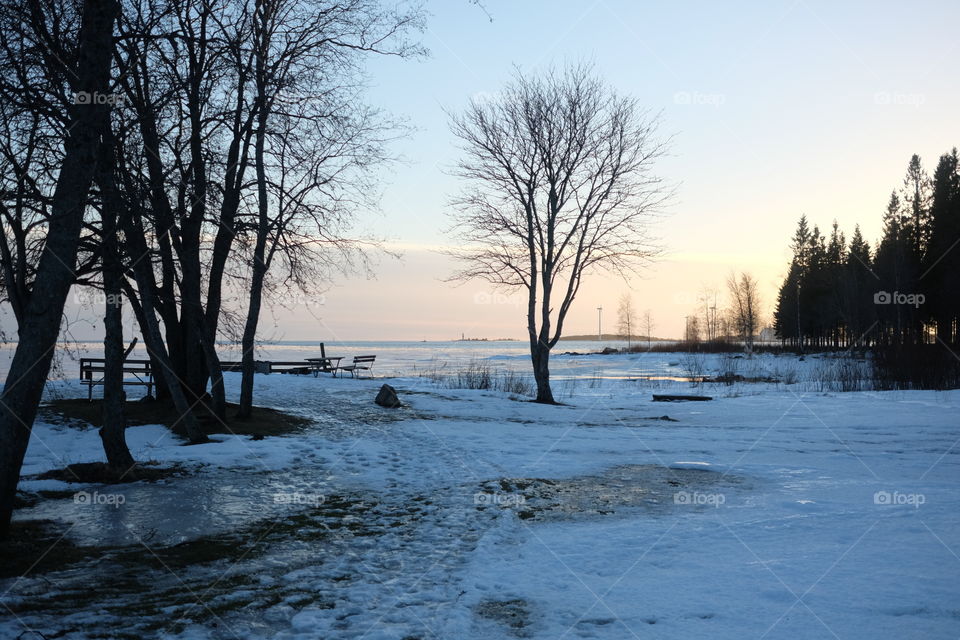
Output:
left=307, top=356, right=344, bottom=377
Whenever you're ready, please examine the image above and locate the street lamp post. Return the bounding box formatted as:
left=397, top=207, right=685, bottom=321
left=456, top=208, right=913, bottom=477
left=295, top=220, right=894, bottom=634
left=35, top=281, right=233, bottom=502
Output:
left=597, top=306, right=603, bottom=341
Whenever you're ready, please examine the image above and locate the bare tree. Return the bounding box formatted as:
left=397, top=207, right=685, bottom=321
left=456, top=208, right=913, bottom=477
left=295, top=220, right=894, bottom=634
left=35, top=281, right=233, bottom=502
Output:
left=235, top=0, right=422, bottom=417
left=0, top=0, right=117, bottom=535
left=727, top=271, right=761, bottom=354
left=698, top=284, right=719, bottom=342
left=685, top=315, right=701, bottom=344
left=448, top=64, right=669, bottom=403
left=109, top=0, right=245, bottom=416
left=617, top=292, right=636, bottom=347
left=641, top=309, right=655, bottom=348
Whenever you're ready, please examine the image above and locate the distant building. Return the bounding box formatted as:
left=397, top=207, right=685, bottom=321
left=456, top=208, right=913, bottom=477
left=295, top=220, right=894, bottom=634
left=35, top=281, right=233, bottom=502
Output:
left=758, top=326, right=777, bottom=343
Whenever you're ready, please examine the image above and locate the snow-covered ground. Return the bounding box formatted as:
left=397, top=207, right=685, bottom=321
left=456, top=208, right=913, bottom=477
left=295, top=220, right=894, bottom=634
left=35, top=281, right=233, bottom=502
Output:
left=2, top=351, right=959, bottom=639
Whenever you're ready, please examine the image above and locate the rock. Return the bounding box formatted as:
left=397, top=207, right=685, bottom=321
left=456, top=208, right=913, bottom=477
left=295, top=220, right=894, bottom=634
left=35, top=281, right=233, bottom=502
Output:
left=600, top=347, right=618, bottom=355
left=375, top=384, right=401, bottom=408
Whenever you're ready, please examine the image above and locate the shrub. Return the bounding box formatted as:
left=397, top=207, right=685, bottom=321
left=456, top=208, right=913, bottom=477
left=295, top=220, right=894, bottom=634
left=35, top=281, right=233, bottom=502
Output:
left=417, top=361, right=533, bottom=396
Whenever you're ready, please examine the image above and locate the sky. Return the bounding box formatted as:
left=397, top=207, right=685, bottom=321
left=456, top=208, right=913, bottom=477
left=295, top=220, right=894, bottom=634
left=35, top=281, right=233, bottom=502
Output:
left=286, top=0, right=958, bottom=341
left=10, top=0, right=959, bottom=343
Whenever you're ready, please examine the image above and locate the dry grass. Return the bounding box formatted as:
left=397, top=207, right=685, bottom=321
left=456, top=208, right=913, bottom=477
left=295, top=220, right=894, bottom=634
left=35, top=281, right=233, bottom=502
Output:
left=417, top=361, right=533, bottom=396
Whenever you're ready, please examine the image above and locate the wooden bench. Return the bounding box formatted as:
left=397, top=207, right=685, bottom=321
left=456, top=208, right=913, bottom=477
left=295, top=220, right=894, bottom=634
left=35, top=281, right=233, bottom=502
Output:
left=79, top=358, right=154, bottom=401
left=268, top=361, right=315, bottom=375
left=220, top=360, right=312, bottom=374
left=336, top=355, right=376, bottom=379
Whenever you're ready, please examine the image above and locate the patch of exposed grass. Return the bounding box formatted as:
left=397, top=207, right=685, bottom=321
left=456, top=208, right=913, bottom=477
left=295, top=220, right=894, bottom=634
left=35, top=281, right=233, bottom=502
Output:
left=478, top=464, right=748, bottom=523
left=3, top=495, right=382, bottom=582
left=0, top=520, right=96, bottom=579
left=35, top=461, right=184, bottom=484
left=43, top=398, right=312, bottom=437
left=476, top=598, right=533, bottom=636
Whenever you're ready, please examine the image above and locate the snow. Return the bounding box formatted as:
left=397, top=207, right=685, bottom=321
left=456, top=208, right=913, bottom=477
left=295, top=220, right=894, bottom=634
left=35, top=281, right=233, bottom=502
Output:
left=2, top=351, right=959, bottom=639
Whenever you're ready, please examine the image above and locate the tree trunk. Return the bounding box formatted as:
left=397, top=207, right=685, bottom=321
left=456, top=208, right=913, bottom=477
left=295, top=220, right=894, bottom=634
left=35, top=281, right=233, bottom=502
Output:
left=532, top=275, right=556, bottom=404
left=237, top=258, right=265, bottom=419
left=120, top=212, right=208, bottom=444
left=98, top=135, right=135, bottom=472
left=131, top=270, right=208, bottom=444
left=101, top=289, right=135, bottom=471
left=238, top=14, right=271, bottom=420
left=205, top=97, right=253, bottom=342
left=531, top=342, right=555, bottom=404
left=179, top=8, right=213, bottom=407
left=198, top=322, right=227, bottom=423
left=236, top=143, right=268, bottom=418
left=795, top=283, right=803, bottom=353
left=0, top=0, right=117, bottom=535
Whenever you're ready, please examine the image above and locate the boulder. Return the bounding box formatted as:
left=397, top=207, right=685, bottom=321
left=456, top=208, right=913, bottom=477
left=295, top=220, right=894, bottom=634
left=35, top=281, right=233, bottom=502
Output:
left=375, top=384, right=401, bottom=408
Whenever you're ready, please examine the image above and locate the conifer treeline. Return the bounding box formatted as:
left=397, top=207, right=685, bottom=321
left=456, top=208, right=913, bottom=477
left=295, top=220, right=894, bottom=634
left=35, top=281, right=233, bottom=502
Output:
left=774, top=149, right=960, bottom=350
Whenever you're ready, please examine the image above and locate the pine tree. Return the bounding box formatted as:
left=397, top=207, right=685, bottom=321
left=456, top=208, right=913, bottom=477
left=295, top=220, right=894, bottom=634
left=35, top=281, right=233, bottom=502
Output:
left=804, top=225, right=830, bottom=347
left=902, top=154, right=932, bottom=261
left=926, top=149, right=960, bottom=344
left=825, top=221, right=847, bottom=347
left=874, top=192, right=909, bottom=344
left=786, top=215, right=811, bottom=350
left=844, top=225, right=874, bottom=347
left=774, top=262, right=800, bottom=347
left=772, top=150, right=958, bottom=354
